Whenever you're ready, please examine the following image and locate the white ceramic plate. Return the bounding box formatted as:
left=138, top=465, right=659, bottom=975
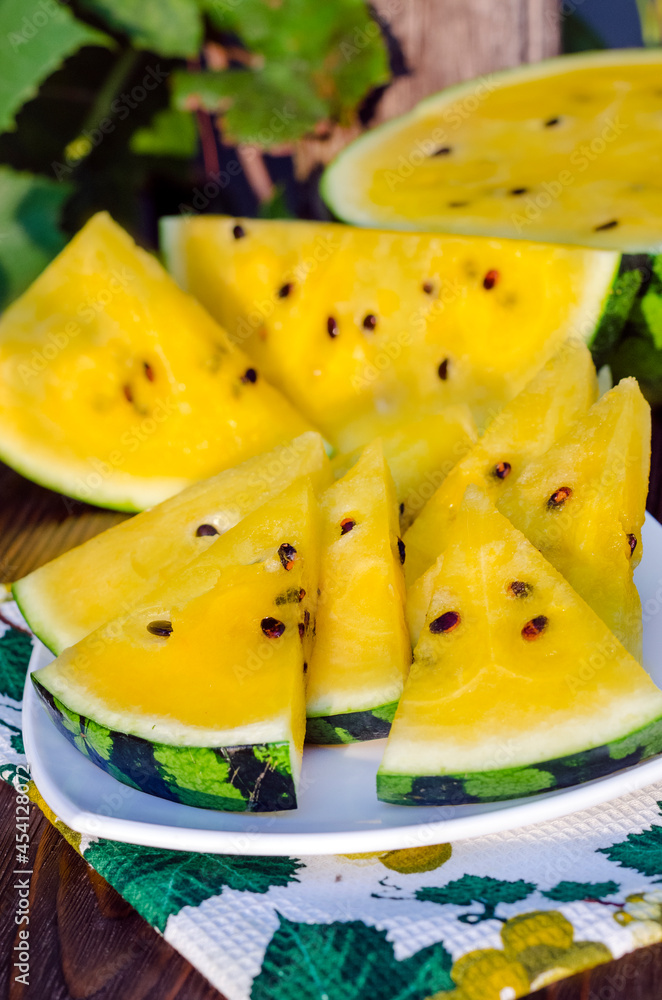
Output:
left=23, top=512, right=662, bottom=856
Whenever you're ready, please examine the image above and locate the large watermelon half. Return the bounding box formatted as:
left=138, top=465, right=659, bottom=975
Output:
left=161, top=215, right=630, bottom=447
left=321, top=49, right=662, bottom=252
left=0, top=212, right=311, bottom=511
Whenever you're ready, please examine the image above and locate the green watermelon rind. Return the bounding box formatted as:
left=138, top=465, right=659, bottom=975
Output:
left=376, top=714, right=662, bottom=806
left=589, top=257, right=646, bottom=369
left=11, top=581, right=60, bottom=656
left=33, top=677, right=298, bottom=813
left=305, top=700, right=398, bottom=744
left=321, top=47, right=662, bottom=253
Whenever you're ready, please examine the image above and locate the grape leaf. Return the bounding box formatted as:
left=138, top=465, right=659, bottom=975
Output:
left=251, top=915, right=453, bottom=1000
left=417, top=875, right=535, bottom=923
left=0, top=167, right=72, bottom=311
left=78, top=0, right=202, bottom=58
left=130, top=108, right=197, bottom=157
left=0, top=0, right=109, bottom=134
left=0, top=627, right=34, bottom=702
left=83, top=839, right=303, bottom=931
left=176, top=0, right=390, bottom=146
left=598, top=819, right=662, bottom=879
left=542, top=880, right=620, bottom=903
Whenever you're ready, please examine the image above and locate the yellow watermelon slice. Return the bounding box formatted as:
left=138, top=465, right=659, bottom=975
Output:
left=0, top=212, right=311, bottom=511
left=378, top=487, right=662, bottom=807
left=32, top=479, right=319, bottom=812
left=161, top=214, right=622, bottom=445
left=321, top=49, right=662, bottom=252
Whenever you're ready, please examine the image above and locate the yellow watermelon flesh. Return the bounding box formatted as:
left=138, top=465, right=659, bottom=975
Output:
left=378, top=487, right=662, bottom=807
left=0, top=212, right=311, bottom=511
left=403, top=339, right=598, bottom=590
left=497, top=378, right=650, bottom=661
left=161, top=214, right=620, bottom=447
left=13, top=431, right=331, bottom=654
left=321, top=50, right=662, bottom=252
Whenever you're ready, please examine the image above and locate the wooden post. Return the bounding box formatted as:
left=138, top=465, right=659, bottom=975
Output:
left=294, top=0, right=560, bottom=178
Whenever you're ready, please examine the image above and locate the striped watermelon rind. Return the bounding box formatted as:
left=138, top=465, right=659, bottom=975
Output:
left=377, top=714, right=662, bottom=806
left=305, top=700, right=398, bottom=744
left=34, top=678, right=297, bottom=812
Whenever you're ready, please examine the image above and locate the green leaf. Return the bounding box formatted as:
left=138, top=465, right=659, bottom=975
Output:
left=83, top=840, right=303, bottom=931
left=636, top=0, right=662, bottom=45
left=0, top=167, right=71, bottom=311
left=78, top=0, right=202, bottom=57
left=0, top=627, right=34, bottom=702
left=561, top=12, right=607, bottom=53
left=417, top=875, right=535, bottom=909
left=251, top=915, right=453, bottom=1000
left=598, top=821, right=662, bottom=879
left=542, top=881, right=620, bottom=903
left=130, top=108, right=197, bottom=157
left=0, top=0, right=109, bottom=134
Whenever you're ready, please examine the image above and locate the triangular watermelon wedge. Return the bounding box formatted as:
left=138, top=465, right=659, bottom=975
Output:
left=378, top=486, right=662, bottom=807
left=32, top=479, right=319, bottom=813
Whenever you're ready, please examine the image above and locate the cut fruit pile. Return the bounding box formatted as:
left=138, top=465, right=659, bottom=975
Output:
left=5, top=49, right=662, bottom=814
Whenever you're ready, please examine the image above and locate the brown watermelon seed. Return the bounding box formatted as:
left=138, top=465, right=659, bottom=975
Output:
left=261, top=617, right=285, bottom=639
left=433, top=146, right=452, bottom=156
left=547, top=486, right=572, bottom=510
left=299, top=588, right=306, bottom=601
left=483, top=269, right=499, bottom=290
left=510, top=187, right=528, bottom=195
left=196, top=523, right=218, bottom=537
left=399, top=502, right=405, bottom=515
left=278, top=282, right=293, bottom=298
left=522, top=615, right=548, bottom=640
left=628, top=533, right=637, bottom=556
left=397, top=538, right=406, bottom=564
left=147, top=620, right=173, bottom=637
left=241, top=368, right=258, bottom=384
left=327, top=316, right=339, bottom=338
left=298, top=622, right=305, bottom=638
left=429, top=611, right=460, bottom=634
left=232, top=223, right=246, bottom=239
left=362, top=313, right=377, bottom=331
left=544, top=116, right=561, bottom=127
left=422, top=281, right=434, bottom=294
left=278, top=542, right=298, bottom=571
left=123, top=384, right=133, bottom=403
left=595, top=219, right=619, bottom=232
left=438, top=358, right=449, bottom=380
left=304, top=609, right=310, bottom=629
left=340, top=518, right=356, bottom=535
left=509, top=580, right=532, bottom=598
left=143, top=362, right=155, bottom=382
left=493, top=461, right=511, bottom=480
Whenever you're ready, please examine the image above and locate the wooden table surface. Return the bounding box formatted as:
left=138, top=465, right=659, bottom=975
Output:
left=2, top=410, right=662, bottom=1000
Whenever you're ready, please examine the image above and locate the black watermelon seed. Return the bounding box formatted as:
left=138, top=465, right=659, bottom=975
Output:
left=397, top=538, right=406, bottom=564
left=628, top=533, right=637, bottom=556
left=493, top=461, right=512, bottom=480
left=433, top=146, right=452, bottom=156
left=298, top=622, right=305, bottom=638
left=278, top=542, right=298, bottom=571
left=232, top=223, right=246, bottom=239
left=522, top=615, right=548, bottom=640
left=430, top=611, right=460, bottom=634
left=510, top=187, right=528, bottom=195
left=327, top=316, right=339, bottom=338
left=399, top=502, right=405, bottom=515
left=147, top=619, right=173, bottom=637
left=303, top=661, right=308, bottom=674
left=438, top=358, right=449, bottom=380
left=448, top=200, right=469, bottom=208
left=483, top=269, right=499, bottom=290
left=594, top=220, right=619, bottom=232
left=304, top=609, right=310, bottom=628
left=362, top=313, right=377, bottom=331
left=340, top=517, right=356, bottom=535
left=196, top=523, right=218, bottom=537
left=544, top=117, right=561, bottom=127
left=143, top=362, right=155, bottom=382
left=278, top=282, right=293, bottom=298
left=509, top=580, right=532, bottom=598
left=261, top=617, right=285, bottom=639
left=241, top=368, right=258, bottom=384
left=422, top=281, right=434, bottom=294
left=123, top=384, right=133, bottom=403
left=547, top=486, right=572, bottom=510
